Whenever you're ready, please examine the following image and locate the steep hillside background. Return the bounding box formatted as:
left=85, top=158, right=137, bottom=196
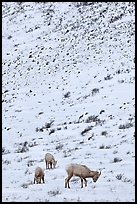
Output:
left=2, top=2, right=135, bottom=202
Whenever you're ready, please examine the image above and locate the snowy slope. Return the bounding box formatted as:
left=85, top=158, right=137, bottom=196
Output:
left=2, top=2, right=135, bottom=202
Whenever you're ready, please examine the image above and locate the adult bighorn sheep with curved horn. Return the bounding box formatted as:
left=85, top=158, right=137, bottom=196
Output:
left=65, top=163, right=101, bottom=188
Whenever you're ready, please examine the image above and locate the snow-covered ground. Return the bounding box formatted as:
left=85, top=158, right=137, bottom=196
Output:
left=2, top=2, right=135, bottom=202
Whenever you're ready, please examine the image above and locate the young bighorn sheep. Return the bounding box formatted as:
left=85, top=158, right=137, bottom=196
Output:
left=65, top=163, right=101, bottom=188
left=45, top=153, right=57, bottom=169
left=34, top=167, right=45, bottom=184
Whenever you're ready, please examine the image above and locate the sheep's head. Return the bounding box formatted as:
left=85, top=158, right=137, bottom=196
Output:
left=92, top=170, right=101, bottom=182
left=53, top=160, right=57, bottom=168
left=36, top=177, right=41, bottom=184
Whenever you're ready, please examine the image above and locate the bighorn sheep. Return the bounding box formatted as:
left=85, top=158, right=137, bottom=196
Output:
left=65, top=163, right=101, bottom=188
left=34, top=167, right=45, bottom=184
left=45, top=153, right=57, bottom=169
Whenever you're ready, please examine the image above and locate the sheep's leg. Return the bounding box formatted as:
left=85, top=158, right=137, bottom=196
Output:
left=83, top=178, right=87, bottom=187
left=46, top=161, right=48, bottom=169
left=80, top=177, right=84, bottom=188
left=65, top=178, right=68, bottom=188
left=42, top=176, right=45, bottom=183
left=65, top=175, right=72, bottom=188
left=34, top=178, right=36, bottom=184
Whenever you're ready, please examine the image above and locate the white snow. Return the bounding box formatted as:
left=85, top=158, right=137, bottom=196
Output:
left=2, top=2, right=135, bottom=202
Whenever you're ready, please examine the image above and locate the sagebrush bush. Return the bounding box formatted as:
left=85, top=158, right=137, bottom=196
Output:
left=92, top=88, right=99, bottom=96
left=113, top=157, right=122, bottom=163
left=119, top=122, right=133, bottom=129
left=116, top=174, right=123, bottom=180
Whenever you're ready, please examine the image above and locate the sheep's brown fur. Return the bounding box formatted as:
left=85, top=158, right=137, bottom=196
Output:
left=65, top=163, right=101, bottom=188
left=34, top=167, right=45, bottom=184
left=45, top=153, right=57, bottom=169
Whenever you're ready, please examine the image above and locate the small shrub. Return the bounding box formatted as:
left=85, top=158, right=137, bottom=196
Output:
left=92, top=88, right=99, bottom=96
left=21, top=181, right=33, bottom=188
left=85, top=115, right=105, bottom=126
left=57, top=127, right=61, bottom=130
left=2, top=160, right=11, bottom=165
left=64, top=91, right=70, bottom=98
left=56, top=143, right=63, bottom=151
left=36, top=127, right=43, bottom=132
left=106, top=145, right=111, bottom=149
left=85, top=115, right=98, bottom=123
left=101, top=131, right=108, bottom=136
left=123, top=177, right=132, bottom=183
left=99, top=144, right=111, bottom=149
left=113, top=150, right=118, bottom=154
left=7, top=35, right=12, bottom=39
left=79, top=140, right=84, bottom=144
left=21, top=183, right=29, bottom=189
left=63, top=150, right=71, bottom=157
left=35, top=120, right=54, bottom=132
left=45, top=120, right=54, bottom=128
left=100, top=109, right=105, bottom=114
left=38, top=112, right=44, bottom=115
left=28, top=141, right=38, bottom=147
left=99, top=144, right=105, bottom=149
left=119, top=123, right=133, bottom=129
left=48, top=189, right=61, bottom=196
left=104, top=74, right=113, bottom=80
left=15, top=141, right=29, bottom=153
left=116, top=174, right=123, bottom=180
left=2, top=147, right=10, bottom=155
left=113, top=157, right=122, bottom=163
left=49, top=129, right=55, bottom=135
left=27, top=160, right=35, bottom=167
left=81, top=126, right=93, bottom=135
left=110, top=14, right=124, bottom=23
left=88, top=133, right=94, bottom=140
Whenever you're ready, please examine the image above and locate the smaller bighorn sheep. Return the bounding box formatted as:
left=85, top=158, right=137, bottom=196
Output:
left=45, top=153, right=57, bottom=169
left=34, top=167, right=45, bottom=184
left=65, top=163, right=101, bottom=188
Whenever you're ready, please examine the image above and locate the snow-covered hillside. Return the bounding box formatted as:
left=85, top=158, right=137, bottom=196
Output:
left=2, top=2, right=135, bottom=202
